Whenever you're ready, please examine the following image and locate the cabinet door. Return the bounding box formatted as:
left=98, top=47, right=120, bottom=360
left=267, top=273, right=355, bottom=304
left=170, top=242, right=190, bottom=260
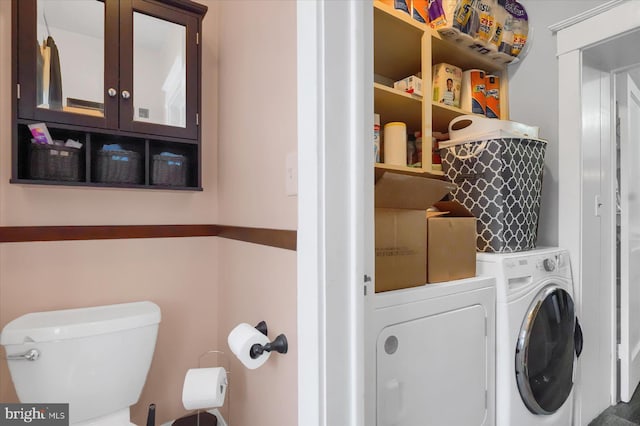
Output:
left=17, top=0, right=119, bottom=129
left=119, top=0, right=199, bottom=140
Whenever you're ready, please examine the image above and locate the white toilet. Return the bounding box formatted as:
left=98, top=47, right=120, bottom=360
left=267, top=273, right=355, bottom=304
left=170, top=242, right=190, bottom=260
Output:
left=0, top=301, right=161, bottom=426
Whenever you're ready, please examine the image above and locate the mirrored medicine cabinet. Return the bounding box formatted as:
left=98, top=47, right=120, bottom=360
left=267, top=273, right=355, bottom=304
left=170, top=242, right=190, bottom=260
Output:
left=12, top=0, right=207, bottom=190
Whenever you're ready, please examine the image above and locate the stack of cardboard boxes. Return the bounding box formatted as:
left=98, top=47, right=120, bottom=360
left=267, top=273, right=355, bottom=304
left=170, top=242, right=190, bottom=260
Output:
left=374, top=171, right=477, bottom=292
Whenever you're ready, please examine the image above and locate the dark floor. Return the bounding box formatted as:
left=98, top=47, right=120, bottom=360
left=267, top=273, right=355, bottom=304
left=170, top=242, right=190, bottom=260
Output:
left=590, top=386, right=640, bottom=425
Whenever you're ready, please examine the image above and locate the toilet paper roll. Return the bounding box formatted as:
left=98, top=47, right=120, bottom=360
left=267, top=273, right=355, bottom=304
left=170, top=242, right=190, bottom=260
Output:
left=227, top=322, right=271, bottom=370
left=182, top=367, right=228, bottom=410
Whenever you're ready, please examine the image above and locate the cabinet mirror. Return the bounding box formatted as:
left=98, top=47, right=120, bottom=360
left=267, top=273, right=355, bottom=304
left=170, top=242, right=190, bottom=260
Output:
left=36, top=0, right=105, bottom=117
left=133, top=11, right=187, bottom=128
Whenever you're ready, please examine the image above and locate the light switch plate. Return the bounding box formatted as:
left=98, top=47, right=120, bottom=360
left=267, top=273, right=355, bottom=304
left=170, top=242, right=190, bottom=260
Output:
left=286, top=152, right=298, bottom=196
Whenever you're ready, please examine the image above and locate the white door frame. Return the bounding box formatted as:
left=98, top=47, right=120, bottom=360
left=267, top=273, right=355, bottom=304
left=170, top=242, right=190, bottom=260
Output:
left=296, top=1, right=373, bottom=425
left=552, top=1, right=640, bottom=424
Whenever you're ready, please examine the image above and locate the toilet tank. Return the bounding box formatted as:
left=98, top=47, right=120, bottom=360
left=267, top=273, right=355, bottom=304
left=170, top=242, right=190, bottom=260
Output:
left=0, top=301, right=161, bottom=424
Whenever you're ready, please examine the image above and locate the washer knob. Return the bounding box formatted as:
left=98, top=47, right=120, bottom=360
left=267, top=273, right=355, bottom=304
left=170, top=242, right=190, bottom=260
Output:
left=543, top=258, right=556, bottom=272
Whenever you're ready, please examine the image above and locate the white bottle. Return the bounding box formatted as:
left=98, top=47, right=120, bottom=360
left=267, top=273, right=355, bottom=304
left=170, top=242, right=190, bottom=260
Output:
left=383, top=122, right=407, bottom=166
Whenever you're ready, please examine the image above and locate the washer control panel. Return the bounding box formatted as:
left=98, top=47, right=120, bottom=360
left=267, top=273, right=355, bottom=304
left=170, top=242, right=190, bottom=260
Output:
left=498, top=251, right=568, bottom=281
left=535, top=252, right=568, bottom=276
left=543, top=257, right=556, bottom=272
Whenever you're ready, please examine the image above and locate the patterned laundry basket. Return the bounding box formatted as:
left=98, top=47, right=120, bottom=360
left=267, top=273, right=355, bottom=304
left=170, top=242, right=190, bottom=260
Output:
left=439, top=136, right=547, bottom=252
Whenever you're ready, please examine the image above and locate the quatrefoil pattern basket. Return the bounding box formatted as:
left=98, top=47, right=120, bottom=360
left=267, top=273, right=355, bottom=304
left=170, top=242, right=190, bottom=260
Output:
left=440, top=137, right=547, bottom=252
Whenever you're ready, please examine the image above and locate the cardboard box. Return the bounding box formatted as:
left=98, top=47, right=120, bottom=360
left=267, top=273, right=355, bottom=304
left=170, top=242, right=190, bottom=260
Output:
left=374, top=171, right=457, bottom=292
left=427, top=201, right=477, bottom=283
left=375, top=208, right=427, bottom=292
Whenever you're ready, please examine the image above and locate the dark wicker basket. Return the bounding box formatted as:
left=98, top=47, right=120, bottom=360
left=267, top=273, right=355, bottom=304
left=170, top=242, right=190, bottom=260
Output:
left=29, top=144, right=81, bottom=181
left=152, top=154, right=188, bottom=186
left=95, top=149, right=142, bottom=184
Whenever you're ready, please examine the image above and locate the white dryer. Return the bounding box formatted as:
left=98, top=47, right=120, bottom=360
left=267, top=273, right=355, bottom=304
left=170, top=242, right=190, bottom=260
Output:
left=477, top=247, right=583, bottom=426
left=367, top=277, right=496, bottom=426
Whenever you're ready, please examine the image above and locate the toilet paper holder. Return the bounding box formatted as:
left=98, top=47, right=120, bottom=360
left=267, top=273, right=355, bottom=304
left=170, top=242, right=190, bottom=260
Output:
left=249, top=321, right=288, bottom=359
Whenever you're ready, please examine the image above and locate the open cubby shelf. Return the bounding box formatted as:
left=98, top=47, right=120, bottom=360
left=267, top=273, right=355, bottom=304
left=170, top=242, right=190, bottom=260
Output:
left=15, top=120, right=202, bottom=191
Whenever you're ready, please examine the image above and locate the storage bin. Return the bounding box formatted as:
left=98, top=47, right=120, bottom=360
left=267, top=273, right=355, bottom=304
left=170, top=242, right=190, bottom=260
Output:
left=439, top=135, right=547, bottom=252
left=29, top=144, right=81, bottom=181
left=151, top=153, right=187, bottom=186
left=95, top=149, right=142, bottom=184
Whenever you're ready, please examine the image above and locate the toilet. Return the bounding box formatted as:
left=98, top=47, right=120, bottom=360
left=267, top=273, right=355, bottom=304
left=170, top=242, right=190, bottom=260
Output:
left=0, top=301, right=161, bottom=425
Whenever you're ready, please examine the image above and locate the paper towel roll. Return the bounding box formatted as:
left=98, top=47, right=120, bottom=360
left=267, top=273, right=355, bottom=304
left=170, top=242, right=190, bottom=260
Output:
left=228, top=322, right=271, bottom=370
left=182, top=367, right=228, bottom=410
left=460, top=69, right=486, bottom=115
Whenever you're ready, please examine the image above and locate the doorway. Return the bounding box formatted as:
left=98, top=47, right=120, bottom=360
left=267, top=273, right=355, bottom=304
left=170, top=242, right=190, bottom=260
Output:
left=555, top=4, right=640, bottom=424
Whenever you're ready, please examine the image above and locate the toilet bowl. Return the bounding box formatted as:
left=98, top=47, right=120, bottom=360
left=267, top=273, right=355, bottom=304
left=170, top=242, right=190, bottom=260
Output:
left=0, top=301, right=161, bottom=425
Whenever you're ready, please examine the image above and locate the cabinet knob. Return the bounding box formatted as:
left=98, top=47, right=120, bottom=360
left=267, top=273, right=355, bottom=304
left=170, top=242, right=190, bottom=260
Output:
left=107, top=88, right=117, bottom=97
left=121, top=90, right=131, bottom=100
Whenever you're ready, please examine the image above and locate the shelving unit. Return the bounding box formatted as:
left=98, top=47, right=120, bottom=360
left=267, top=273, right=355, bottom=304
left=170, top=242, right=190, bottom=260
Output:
left=373, top=0, right=510, bottom=176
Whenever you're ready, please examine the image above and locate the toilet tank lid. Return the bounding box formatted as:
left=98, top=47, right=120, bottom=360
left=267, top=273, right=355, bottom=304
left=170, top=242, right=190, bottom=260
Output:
left=0, top=301, right=161, bottom=345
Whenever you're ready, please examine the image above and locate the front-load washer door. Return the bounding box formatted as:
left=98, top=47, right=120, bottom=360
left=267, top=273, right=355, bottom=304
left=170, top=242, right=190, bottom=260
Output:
left=515, top=285, right=576, bottom=415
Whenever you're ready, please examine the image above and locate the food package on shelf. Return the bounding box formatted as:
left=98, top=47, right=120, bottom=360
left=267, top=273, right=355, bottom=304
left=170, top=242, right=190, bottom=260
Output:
left=431, top=0, right=492, bottom=48
left=489, top=0, right=529, bottom=63
left=394, top=75, right=423, bottom=97
left=432, top=63, right=462, bottom=108
left=429, top=0, right=529, bottom=64
left=379, top=0, right=411, bottom=15
left=506, top=0, right=529, bottom=57
left=412, top=0, right=429, bottom=23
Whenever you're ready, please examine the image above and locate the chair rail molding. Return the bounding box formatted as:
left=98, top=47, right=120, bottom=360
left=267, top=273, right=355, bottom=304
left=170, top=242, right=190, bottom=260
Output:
left=0, top=224, right=297, bottom=251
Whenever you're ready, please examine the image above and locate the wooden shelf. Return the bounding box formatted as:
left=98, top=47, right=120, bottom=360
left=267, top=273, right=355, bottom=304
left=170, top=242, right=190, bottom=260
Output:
left=375, top=163, right=444, bottom=179
left=373, top=2, right=511, bottom=174
left=373, top=1, right=423, bottom=81
left=374, top=83, right=422, bottom=132
left=16, top=118, right=199, bottom=145
left=431, top=30, right=510, bottom=73
left=10, top=179, right=203, bottom=191
left=432, top=102, right=484, bottom=134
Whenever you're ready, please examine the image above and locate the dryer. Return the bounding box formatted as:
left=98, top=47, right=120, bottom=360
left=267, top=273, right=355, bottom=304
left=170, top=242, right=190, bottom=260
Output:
left=477, top=247, right=583, bottom=426
left=367, top=277, right=496, bottom=426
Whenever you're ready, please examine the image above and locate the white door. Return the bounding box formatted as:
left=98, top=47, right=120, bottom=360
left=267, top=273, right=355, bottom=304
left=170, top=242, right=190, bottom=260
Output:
left=376, top=306, right=488, bottom=426
left=618, top=72, right=640, bottom=402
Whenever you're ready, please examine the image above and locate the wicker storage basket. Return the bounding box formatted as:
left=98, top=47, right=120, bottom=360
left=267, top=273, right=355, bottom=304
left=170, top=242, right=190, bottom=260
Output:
left=152, top=154, right=188, bottom=186
left=95, top=149, right=142, bottom=184
left=29, top=144, right=81, bottom=181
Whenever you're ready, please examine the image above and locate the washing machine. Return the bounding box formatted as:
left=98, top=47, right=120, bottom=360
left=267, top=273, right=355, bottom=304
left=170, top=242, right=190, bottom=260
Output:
left=476, top=247, right=583, bottom=426
left=366, top=276, right=496, bottom=426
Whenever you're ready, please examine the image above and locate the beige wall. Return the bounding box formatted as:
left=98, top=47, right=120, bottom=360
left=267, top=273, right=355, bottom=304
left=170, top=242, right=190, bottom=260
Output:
left=0, top=1, right=224, bottom=424
left=216, top=1, right=298, bottom=425
left=0, top=0, right=298, bottom=425
left=0, top=238, right=220, bottom=425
